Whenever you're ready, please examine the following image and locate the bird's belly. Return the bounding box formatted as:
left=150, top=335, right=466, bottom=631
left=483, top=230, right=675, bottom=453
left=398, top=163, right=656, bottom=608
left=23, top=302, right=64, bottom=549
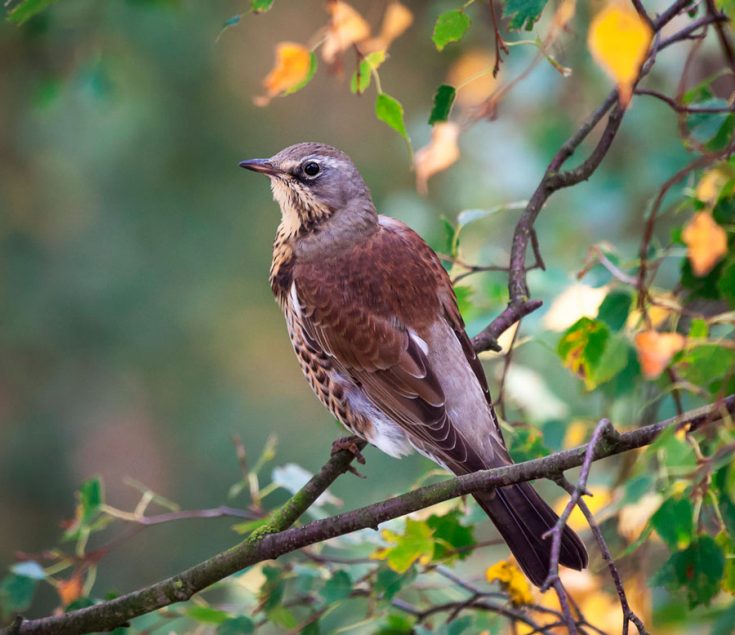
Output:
left=284, top=308, right=413, bottom=459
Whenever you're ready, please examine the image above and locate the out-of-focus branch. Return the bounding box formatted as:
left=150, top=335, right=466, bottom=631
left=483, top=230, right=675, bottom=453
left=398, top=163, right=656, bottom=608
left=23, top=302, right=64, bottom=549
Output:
left=5, top=396, right=733, bottom=635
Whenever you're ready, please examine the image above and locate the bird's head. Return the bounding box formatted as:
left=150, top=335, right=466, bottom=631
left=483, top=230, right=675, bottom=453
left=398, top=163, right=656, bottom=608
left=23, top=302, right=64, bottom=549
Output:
left=240, top=142, right=373, bottom=237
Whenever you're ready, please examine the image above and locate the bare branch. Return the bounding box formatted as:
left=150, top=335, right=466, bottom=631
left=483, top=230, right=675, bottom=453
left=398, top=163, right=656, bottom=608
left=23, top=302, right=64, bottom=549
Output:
left=5, top=396, right=733, bottom=635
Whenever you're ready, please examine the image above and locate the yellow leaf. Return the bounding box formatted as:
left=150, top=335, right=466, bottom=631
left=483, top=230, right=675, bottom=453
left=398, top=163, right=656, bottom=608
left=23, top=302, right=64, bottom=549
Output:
left=543, top=283, right=607, bottom=332
left=414, top=122, right=460, bottom=194
left=256, top=43, right=312, bottom=106
left=634, top=330, right=685, bottom=379
left=447, top=50, right=497, bottom=108
left=554, top=486, right=612, bottom=531
left=588, top=2, right=652, bottom=107
left=682, top=211, right=728, bottom=276
left=362, top=2, right=413, bottom=53
left=564, top=420, right=589, bottom=448
left=322, top=1, right=371, bottom=64
left=485, top=559, right=533, bottom=606
left=696, top=168, right=729, bottom=207
left=618, top=492, right=662, bottom=541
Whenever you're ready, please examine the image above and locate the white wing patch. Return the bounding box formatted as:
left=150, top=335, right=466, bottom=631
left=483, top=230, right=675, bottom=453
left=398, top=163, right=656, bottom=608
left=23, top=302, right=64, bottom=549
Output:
left=409, top=329, right=429, bottom=356
left=345, top=389, right=413, bottom=458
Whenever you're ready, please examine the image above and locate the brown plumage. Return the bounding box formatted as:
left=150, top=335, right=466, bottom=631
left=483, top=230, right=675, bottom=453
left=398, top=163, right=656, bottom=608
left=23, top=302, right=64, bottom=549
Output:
left=240, top=143, right=587, bottom=586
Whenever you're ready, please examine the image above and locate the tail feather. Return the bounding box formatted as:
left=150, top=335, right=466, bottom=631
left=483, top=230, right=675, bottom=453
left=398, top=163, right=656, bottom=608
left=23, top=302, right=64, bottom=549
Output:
left=474, top=482, right=588, bottom=587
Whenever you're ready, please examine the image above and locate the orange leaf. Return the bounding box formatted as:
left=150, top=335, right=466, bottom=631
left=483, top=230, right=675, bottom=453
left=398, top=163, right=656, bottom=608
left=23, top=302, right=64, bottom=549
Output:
left=635, top=331, right=685, bottom=379
left=363, top=2, right=413, bottom=53
left=322, top=1, right=371, bottom=64
left=588, top=2, right=652, bottom=107
left=57, top=572, right=83, bottom=606
left=257, top=42, right=312, bottom=106
left=553, top=0, right=576, bottom=28
left=447, top=50, right=497, bottom=108
left=414, top=122, right=460, bottom=194
left=682, top=211, right=728, bottom=276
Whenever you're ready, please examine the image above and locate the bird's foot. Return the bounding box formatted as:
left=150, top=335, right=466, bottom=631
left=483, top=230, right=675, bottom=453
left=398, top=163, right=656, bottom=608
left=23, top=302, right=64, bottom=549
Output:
left=331, top=435, right=366, bottom=464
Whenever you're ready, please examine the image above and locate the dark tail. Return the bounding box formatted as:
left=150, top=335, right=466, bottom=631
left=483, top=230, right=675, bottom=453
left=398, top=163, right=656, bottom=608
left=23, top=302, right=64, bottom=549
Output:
left=474, top=482, right=588, bottom=587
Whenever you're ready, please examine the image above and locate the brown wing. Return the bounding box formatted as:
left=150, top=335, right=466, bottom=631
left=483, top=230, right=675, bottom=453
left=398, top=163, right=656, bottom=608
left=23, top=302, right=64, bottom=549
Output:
left=293, top=220, right=489, bottom=470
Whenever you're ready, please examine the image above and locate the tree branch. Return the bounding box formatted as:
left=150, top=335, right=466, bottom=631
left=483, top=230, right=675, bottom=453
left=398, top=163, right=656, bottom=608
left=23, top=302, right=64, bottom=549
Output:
left=472, top=0, right=700, bottom=353
left=6, top=396, right=733, bottom=635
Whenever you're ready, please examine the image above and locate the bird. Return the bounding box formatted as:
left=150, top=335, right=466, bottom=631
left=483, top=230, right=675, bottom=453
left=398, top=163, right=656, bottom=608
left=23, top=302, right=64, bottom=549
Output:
left=239, top=142, right=587, bottom=586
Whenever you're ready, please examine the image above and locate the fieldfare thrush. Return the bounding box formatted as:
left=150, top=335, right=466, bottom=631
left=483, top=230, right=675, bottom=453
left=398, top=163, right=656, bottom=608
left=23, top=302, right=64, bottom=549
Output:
left=240, top=142, right=588, bottom=586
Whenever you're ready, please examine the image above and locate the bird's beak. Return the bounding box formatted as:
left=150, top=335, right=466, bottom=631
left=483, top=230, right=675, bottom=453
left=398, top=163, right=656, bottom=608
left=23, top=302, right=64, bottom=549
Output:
left=239, top=158, right=282, bottom=177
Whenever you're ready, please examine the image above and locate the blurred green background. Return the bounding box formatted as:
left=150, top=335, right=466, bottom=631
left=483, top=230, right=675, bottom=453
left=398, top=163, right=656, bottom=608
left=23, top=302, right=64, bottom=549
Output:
left=0, top=0, right=713, bottom=617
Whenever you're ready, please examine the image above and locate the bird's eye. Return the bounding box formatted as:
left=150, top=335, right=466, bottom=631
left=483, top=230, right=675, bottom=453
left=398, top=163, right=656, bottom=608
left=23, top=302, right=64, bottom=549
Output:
left=303, top=161, right=320, bottom=177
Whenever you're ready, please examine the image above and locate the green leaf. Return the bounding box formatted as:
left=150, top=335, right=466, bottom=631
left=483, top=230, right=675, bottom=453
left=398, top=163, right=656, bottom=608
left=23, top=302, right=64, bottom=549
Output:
left=251, top=0, right=274, bottom=12
left=428, top=84, right=456, bottom=124
left=218, top=616, right=255, bottom=635
left=375, top=93, right=409, bottom=141
left=375, top=566, right=416, bottom=600
left=373, top=519, right=434, bottom=573
left=716, top=532, right=735, bottom=595
left=508, top=427, right=550, bottom=462
left=350, top=51, right=386, bottom=95
left=651, top=497, right=694, bottom=550
left=301, top=621, right=321, bottom=635
left=285, top=52, right=318, bottom=95
left=681, top=344, right=735, bottom=395
left=453, top=285, right=474, bottom=318
left=712, top=602, right=735, bottom=635
left=375, top=613, right=415, bottom=635
left=427, top=510, right=475, bottom=561
left=7, top=0, right=58, bottom=24
left=438, top=216, right=459, bottom=258
left=681, top=257, right=724, bottom=300
left=687, top=100, right=731, bottom=144
left=258, top=565, right=285, bottom=612
left=717, top=258, right=735, bottom=308
left=589, top=333, right=629, bottom=388
left=557, top=318, right=628, bottom=390
left=688, top=318, right=709, bottom=338
left=623, top=474, right=654, bottom=504
left=0, top=574, right=37, bottom=614
left=187, top=606, right=231, bottom=624
left=320, top=570, right=352, bottom=603
left=647, top=425, right=696, bottom=471
left=432, top=10, right=471, bottom=51
left=503, top=0, right=549, bottom=30
left=267, top=606, right=298, bottom=629
left=653, top=535, right=725, bottom=608
left=597, top=290, right=632, bottom=331
left=80, top=478, right=103, bottom=523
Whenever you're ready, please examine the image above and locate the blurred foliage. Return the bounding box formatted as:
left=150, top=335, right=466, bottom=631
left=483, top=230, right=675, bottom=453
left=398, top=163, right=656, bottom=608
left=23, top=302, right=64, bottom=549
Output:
left=1, top=0, right=735, bottom=634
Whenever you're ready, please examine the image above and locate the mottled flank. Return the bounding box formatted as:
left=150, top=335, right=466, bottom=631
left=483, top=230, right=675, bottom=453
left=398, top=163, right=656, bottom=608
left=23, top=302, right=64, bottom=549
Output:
left=244, top=142, right=588, bottom=586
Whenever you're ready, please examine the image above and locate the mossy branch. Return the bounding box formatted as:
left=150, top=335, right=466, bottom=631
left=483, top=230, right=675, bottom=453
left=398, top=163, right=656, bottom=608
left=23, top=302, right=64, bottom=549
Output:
left=4, top=396, right=733, bottom=635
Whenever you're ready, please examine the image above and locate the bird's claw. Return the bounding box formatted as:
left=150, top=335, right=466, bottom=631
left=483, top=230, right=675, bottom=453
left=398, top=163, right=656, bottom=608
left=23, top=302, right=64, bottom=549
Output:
left=331, top=435, right=366, bottom=465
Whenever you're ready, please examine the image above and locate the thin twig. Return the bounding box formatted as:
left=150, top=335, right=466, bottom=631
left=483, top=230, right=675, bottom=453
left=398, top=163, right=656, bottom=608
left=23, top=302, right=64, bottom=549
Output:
left=558, top=477, right=650, bottom=635
left=635, top=87, right=735, bottom=113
